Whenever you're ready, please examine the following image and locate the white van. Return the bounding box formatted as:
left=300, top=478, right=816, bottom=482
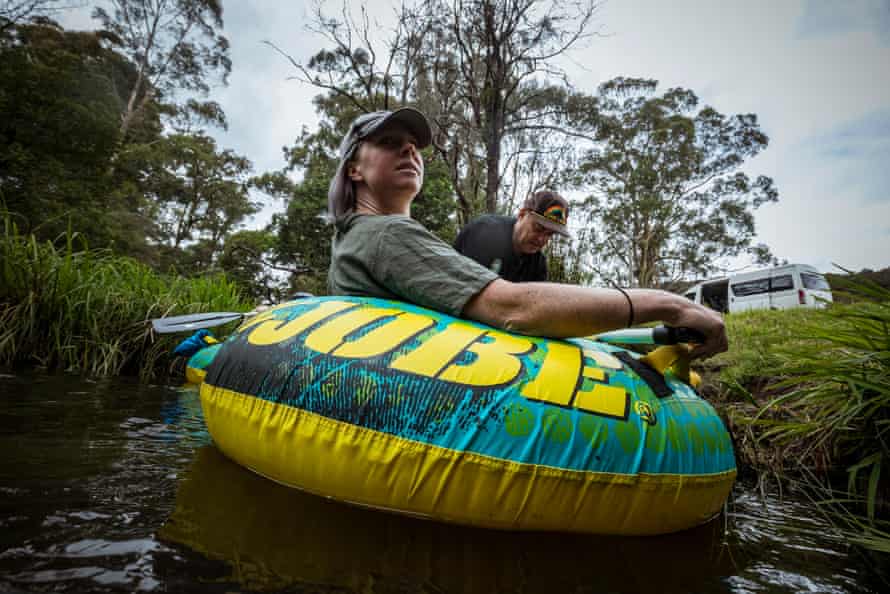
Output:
left=684, top=264, right=833, bottom=314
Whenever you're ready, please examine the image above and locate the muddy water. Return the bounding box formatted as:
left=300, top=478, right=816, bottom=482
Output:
left=0, top=372, right=880, bottom=593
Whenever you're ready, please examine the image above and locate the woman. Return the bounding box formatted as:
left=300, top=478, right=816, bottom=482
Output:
left=327, top=107, right=727, bottom=359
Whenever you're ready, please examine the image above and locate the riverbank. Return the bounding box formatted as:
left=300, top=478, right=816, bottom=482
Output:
left=0, top=218, right=252, bottom=379
left=701, top=289, right=890, bottom=557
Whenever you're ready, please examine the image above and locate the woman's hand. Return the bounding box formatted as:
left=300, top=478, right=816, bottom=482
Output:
left=668, top=300, right=727, bottom=359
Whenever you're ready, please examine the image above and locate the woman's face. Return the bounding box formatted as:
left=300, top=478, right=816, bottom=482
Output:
left=349, top=122, right=424, bottom=205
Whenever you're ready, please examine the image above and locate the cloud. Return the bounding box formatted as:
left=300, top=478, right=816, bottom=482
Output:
left=214, top=3, right=322, bottom=167
left=796, top=0, right=890, bottom=45
left=804, top=110, right=890, bottom=205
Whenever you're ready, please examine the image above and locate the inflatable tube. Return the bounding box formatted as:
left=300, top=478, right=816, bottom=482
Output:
left=191, top=296, right=736, bottom=535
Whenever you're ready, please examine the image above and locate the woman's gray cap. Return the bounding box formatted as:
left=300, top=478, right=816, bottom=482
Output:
left=327, top=107, right=433, bottom=220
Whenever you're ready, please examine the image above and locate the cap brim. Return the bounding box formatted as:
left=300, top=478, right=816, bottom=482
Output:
left=366, top=107, right=432, bottom=149
left=529, top=211, right=570, bottom=237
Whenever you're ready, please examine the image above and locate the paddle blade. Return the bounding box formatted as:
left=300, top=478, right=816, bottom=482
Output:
left=151, top=312, right=245, bottom=334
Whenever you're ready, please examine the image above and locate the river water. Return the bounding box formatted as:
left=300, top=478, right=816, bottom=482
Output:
left=0, top=372, right=882, bottom=593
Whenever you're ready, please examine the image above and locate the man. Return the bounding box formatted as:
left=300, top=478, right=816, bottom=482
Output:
left=326, top=107, right=727, bottom=359
left=453, top=191, right=569, bottom=282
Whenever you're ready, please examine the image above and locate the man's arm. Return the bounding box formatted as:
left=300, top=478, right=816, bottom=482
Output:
left=462, top=279, right=727, bottom=359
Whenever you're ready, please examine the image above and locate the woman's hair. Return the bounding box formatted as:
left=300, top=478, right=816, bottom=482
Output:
left=328, top=151, right=357, bottom=221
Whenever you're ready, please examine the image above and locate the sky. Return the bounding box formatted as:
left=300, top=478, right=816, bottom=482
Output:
left=63, top=0, right=890, bottom=274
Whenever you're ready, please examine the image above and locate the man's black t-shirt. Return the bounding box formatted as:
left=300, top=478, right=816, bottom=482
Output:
left=453, top=214, right=547, bottom=283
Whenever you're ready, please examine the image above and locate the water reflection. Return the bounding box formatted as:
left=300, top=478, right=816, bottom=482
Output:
left=0, top=373, right=208, bottom=592
left=161, top=446, right=740, bottom=593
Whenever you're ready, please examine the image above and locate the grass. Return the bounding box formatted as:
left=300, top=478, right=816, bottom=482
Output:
left=0, top=216, right=252, bottom=379
left=699, top=279, right=890, bottom=555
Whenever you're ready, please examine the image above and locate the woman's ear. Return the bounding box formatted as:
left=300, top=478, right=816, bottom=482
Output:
left=347, top=161, right=362, bottom=182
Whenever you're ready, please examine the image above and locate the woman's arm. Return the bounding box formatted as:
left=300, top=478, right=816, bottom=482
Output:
left=462, top=279, right=727, bottom=359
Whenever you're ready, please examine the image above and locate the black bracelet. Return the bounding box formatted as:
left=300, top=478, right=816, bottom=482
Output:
left=616, top=287, right=634, bottom=328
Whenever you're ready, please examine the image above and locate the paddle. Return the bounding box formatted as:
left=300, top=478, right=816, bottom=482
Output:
left=594, top=326, right=704, bottom=345
left=151, top=311, right=253, bottom=334
left=150, top=294, right=315, bottom=334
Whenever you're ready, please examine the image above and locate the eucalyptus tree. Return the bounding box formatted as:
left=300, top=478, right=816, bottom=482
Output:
left=134, top=132, right=259, bottom=266
left=218, top=229, right=290, bottom=303
left=274, top=0, right=599, bottom=223
left=0, top=0, right=83, bottom=34
left=0, top=14, right=251, bottom=273
left=0, top=20, right=141, bottom=245
left=410, top=0, right=598, bottom=216
left=92, top=0, right=231, bottom=141
left=577, top=78, right=778, bottom=288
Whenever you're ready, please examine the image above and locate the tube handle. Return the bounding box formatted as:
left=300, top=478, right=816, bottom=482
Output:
left=652, top=326, right=705, bottom=345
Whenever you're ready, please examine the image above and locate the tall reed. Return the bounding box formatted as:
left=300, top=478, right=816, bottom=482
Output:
left=0, top=216, right=251, bottom=379
left=718, top=278, right=890, bottom=553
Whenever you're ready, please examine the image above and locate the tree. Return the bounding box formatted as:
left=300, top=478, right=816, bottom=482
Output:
left=0, top=15, right=253, bottom=272
left=217, top=229, right=290, bottom=304
left=92, top=0, right=231, bottom=141
left=0, top=21, right=127, bottom=243
left=412, top=0, right=598, bottom=215
left=138, top=132, right=259, bottom=265
left=545, top=229, right=595, bottom=285
left=577, top=78, right=778, bottom=288
left=412, top=154, right=459, bottom=243
left=0, top=1, right=83, bottom=36
left=275, top=0, right=599, bottom=222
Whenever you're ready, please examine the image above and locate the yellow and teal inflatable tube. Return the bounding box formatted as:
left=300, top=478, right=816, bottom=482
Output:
left=189, top=296, right=736, bottom=535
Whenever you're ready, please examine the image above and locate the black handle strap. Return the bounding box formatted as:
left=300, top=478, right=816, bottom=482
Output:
left=614, top=352, right=673, bottom=398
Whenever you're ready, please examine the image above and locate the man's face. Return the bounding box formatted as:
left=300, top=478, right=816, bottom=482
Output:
left=513, top=210, right=557, bottom=255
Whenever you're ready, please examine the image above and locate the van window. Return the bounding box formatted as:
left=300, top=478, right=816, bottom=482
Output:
left=731, top=279, right=769, bottom=296
left=770, top=274, right=794, bottom=292
left=701, top=281, right=729, bottom=313
left=684, top=292, right=695, bottom=301
left=801, top=272, right=830, bottom=291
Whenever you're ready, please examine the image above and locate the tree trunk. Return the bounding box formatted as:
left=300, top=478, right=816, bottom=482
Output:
left=484, top=123, right=501, bottom=213
left=482, top=0, right=503, bottom=213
